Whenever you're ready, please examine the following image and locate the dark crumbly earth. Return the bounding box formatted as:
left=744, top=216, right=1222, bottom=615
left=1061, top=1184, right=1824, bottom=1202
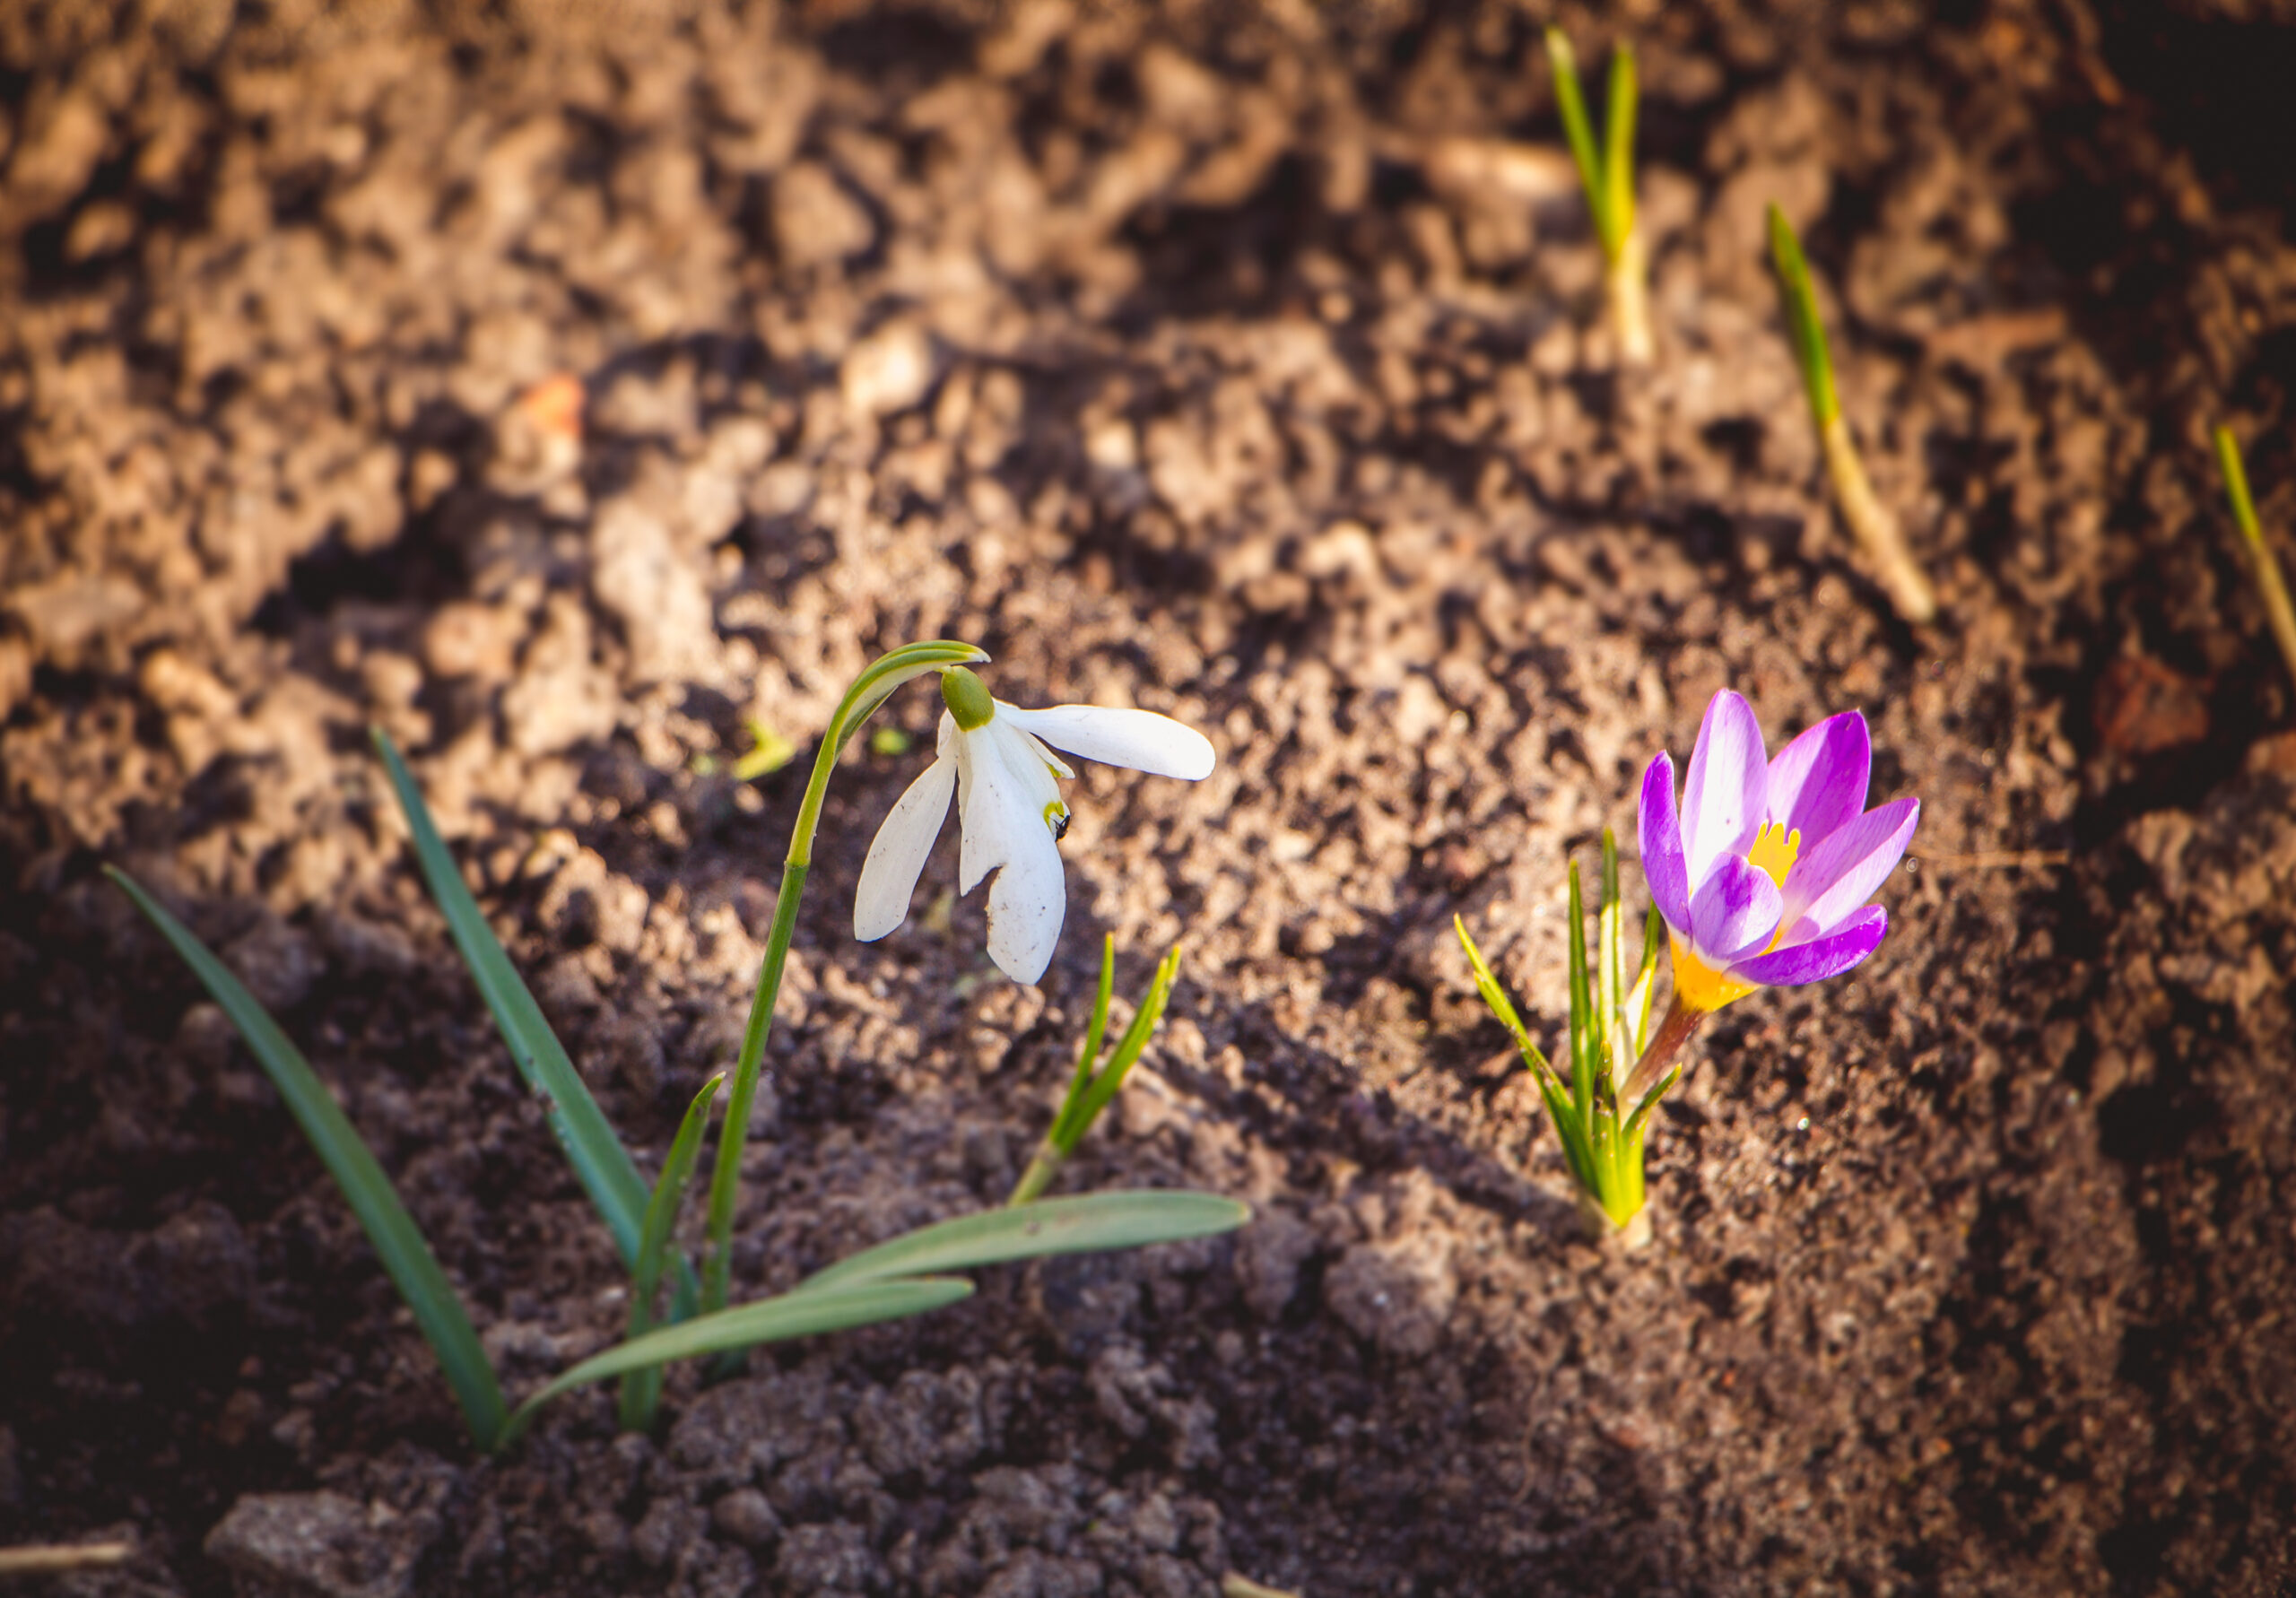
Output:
left=5, top=2, right=2296, bottom=1594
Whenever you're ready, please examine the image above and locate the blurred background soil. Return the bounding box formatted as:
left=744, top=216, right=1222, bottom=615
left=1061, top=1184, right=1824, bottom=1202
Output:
left=4, top=1, right=2296, bottom=1594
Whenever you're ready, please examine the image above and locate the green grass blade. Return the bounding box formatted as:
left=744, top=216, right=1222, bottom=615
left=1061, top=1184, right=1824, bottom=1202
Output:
left=1767, top=204, right=1839, bottom=428
left=1602, top=42, right=1638, bottom=256
left=1546, top=28, right=1608, bottom=251
left=369, top=728, right=694, bottom=1318
left=618, top=1073, right=723, bottom=1433
left=1454, top=917, right=1564, bottom=1088
left=795, top=1191, right=1249, bottom=1296
left=106, top=867, right=506, bottom=1451
left=2213, top=423, right=2296, bottom=691
left=1066, top=945, right=1180, bottom=1147
left=1565, top=861, right=1596, bottom=1121
left=1049, top=935, right=1119, bottom=1149
left=502, top=1277, right=973, bottom=1446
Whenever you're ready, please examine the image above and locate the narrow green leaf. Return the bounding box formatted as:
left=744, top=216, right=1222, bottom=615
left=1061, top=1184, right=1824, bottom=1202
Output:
left=1049, top=935, right=1118, bottom=1150
left=1602, top=43, right=1638, bottom=256
left=619, top=1073, right=724, bottom=1433
left=1454, top=917, right=1563, bottom=1090
left=1623, top=1064, right=1683, bottom=1143
left=370, top=728, right=696, bottom=1321
left=1066, top=946, right=1180, bottom=1148
left=502, top=1277, right=973, bottom=1446
left=795, top=1191, right=1249, bottom=1296
left=1767, top=204, right=1839, bottom=428
left=2213, top=423, right=2296, bottom=691
left=1546, top=27, right=1609, bottom=252
left=1565, top=861, right=1595, bottom=1123
left=106, top=867, right=506, bottom=1450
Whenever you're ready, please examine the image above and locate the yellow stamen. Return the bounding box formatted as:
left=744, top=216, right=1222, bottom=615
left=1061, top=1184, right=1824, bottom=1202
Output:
left=1747, top=820, right=1800, bottom=888
left=1668, top=933, right=1760, bottom=1012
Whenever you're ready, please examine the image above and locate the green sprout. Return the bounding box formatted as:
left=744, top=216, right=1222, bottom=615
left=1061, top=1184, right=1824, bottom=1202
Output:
left=109, top=649, right=1251, bottom=1452
left=1547, top=26, right=1649, bottom=362
left=1010, top=936, right=1180, bottom=1205
left=733, top=719, right=798, bottom=781
left=2212, top=424, right=2296, bottom=695
left=869, top=725, right=913, bottom=757
left=1456, top=830, right=1667, bottom=1245
left=1767, top=204, right=1939, bottom=624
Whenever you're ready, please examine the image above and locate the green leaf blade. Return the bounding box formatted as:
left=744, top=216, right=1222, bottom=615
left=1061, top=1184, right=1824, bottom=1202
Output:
left=1767, top=204, right=1839, bottom=428
left=795, top=1191, right=1250, bottom=1297
left=370, top=728, right=694, bottom=1318
left=504, top=1277, right=974, bottom=1446
left=619, top=1073, right=725, bottom=1432
left=107, top=867, right=506, bottom=1451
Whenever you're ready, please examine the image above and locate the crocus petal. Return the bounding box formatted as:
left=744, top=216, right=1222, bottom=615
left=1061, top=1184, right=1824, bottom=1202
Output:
left=1637, top=751, right=1692, bottom=934
left=1776, top=797, right=1919, bottom=944
left=984, top=798, right=1066, bottom=982
left=853, top=754, right=956, bottom=942
left=1764, top=711, right=1870, bottom=847
left=1680, top=691, right=1768, bottom=890
left=1000, top=704, right=1215, bottom=780
left=1733, top=904, right=1887, bottom=986
left=1689, top=853, right=1784, bottom=967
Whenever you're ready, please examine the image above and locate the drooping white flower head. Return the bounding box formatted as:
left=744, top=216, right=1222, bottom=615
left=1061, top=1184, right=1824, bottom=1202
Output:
left=853, top=667, right=1215, bottom=984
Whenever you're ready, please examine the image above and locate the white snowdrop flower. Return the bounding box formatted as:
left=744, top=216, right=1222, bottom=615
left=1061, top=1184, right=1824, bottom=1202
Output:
left=853, top=667, right=1215, bottom=984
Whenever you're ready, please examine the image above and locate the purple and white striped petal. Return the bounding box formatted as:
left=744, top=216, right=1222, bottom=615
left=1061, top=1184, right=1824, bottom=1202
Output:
left=1689, top=853, right=1785, bottom=968
left=1637, top=751, right=1692, bottom=935
left=1734, top=904, right=1888, bottom=986
left=1764, top=711, right=1870, bottom=849
left=1775, top=797, right=1919, bottom=945
left=1680, top=691, right=1769, bottom=890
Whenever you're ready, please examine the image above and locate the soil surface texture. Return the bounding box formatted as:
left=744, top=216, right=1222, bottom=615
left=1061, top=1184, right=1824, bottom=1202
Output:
left=5, top=2, right=2296, bottom=1594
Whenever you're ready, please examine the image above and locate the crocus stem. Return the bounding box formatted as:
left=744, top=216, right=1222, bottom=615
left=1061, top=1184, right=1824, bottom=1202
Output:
left=1620, top=993, right=1706, bottom=1107
left=1007, top=1137, right=1065, bottom=1207
left=1822, top=415, right=1938, bottom=625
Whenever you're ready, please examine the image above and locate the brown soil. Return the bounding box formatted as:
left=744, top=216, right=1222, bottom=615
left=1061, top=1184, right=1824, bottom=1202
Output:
left=5, top=2, right=2296, bottom=1594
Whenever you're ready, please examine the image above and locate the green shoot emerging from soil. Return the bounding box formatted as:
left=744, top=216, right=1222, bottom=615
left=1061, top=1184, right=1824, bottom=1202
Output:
left=1010, top=936, right=1181, bottom=1205
left=1767, top=204, right=1939, bottom=624
left=2212, top=423, right=2296, bottom=694
left=106, top=643, right=1249, bottom=1453
left=1457, top=831, right=1669, bottom=1246
left=1547, top=26, right=1649, bottom=362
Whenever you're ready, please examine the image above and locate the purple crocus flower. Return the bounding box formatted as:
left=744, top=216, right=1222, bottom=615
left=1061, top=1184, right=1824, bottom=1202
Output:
left=1637, top=690, right=1918, bottom=1013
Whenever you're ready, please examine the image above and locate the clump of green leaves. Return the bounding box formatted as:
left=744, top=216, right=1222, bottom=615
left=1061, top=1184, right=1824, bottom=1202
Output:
left=1010, top=936, right=1179, bottom=1205
left=1767, top=204, right=1939, bottom=625
left=2212, top=423, right=2296, bottom=695
left=1547, top=25, right=1649, bottom=362
left=109, top=642, right=1248, bottom=1453
left=1456, top=831, right=1668, bottom=1243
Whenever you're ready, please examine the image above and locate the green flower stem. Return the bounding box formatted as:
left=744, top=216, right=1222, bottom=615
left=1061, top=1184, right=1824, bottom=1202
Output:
left=699, top=640, right=987, bottom=1316
left=1006, top=1139, right=1067, bottom=1208
left=2213, top=424, right=2296, bottom=694
left=1768, top=204, right=1938, bottom=624
left=1620, top=993, right=1704, bottom=1108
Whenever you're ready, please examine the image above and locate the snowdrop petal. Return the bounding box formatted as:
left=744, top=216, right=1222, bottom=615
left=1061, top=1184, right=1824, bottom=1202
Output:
left=1689, top=853, right=1784, bottom=968
left=985, top=805, right=1066, bottom=983
left=1735, top=904, right=1887, bottom=986
left=955, top=725, right=1014, bottom=893
left=1680, top=691, right=1768, bottom=888
left=1764, top=712, right=1869, bottom=848
left=1000, top=704, right=1215, bottom=780
left=854, top=755, right=956, bottom=942
left=1777, top=797, right=1919, bottom=945
left=1637, top=752, right=1692, bottom=934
